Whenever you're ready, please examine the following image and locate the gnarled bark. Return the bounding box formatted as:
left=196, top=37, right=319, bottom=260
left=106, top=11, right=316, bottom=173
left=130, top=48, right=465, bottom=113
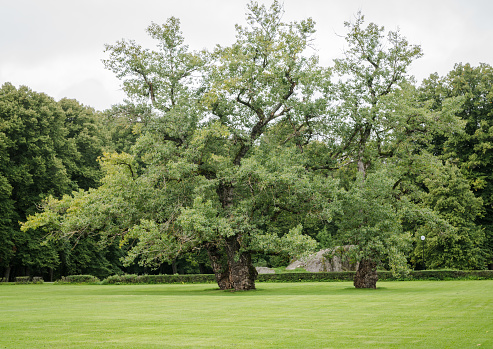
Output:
left=206, top=243, right=231, bottom=290
left=354, top=258, right=378, bottom=289
left=225, top=235, right=257, bottom=291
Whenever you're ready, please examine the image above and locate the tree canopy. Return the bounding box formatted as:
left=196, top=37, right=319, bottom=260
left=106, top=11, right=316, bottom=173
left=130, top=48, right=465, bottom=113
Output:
left=15, top=1, right=493, bottom=288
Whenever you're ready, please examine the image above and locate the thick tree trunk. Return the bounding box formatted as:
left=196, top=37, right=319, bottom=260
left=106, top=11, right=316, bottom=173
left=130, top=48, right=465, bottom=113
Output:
left=215, top=183, right=257, bottom=291
left=225, top=235, right=257, bottom=291
left=206, top=244, right=232, bottom=290
left=354, top=259, right=378, bottom=289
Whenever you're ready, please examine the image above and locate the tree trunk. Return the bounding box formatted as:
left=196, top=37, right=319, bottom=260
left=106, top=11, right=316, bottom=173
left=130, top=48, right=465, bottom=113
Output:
left=3, top=266, right=11, bottom=282
left=215, top=183, right=257, bottom=291
left=354, top=259, right=378, bottom=289
left=206, top=243, right=232, bottom=290
left=225, top=235, right=257, bottom=291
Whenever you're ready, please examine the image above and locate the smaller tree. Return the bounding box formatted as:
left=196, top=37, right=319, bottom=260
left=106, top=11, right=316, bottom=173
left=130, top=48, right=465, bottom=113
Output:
left=322, top=13, right=423, bottom=288
left=334, top=169, right=411, bottom=288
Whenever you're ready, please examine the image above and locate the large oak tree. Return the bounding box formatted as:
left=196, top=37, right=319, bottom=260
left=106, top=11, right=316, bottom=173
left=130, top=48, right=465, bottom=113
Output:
left=23, top=1, right=335, bottom=290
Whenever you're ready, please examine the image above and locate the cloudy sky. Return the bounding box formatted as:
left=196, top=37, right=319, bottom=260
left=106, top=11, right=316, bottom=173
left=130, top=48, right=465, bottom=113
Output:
left=1, top=0, right=492, bottom=111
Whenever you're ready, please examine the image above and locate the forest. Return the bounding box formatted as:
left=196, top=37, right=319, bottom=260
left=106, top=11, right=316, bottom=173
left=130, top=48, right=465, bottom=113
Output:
left=2, top=2, right=492, bottom=289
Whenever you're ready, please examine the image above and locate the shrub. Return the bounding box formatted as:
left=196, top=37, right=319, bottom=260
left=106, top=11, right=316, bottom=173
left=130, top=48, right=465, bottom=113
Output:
left=103, top=274, right=216, bottom=284
left=57, top=275, right=100, bottom=284
left=15, top=276, right=31, bottom=284
left=32, top=277, right=44, bottom=284
left=403, top=270, right=493, bottom=281
left=258, top=272, right=356, bottom=283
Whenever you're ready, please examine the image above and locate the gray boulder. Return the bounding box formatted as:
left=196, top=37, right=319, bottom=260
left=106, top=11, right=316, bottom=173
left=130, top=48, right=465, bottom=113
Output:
left=286, top=246, right=358, bottom=272
left=255, top=267, right=276, bottom=274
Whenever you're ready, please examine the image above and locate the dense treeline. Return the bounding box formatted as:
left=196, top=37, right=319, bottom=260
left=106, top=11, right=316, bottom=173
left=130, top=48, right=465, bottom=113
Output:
left=0, top=83, right=211, bottom=281
left=3, top=2, right=492, bottom=288
left=0, top=84, right=118, bottom=281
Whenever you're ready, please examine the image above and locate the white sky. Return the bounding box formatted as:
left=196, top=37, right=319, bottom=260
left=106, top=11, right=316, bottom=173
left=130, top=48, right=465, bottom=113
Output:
left=1, top=0, right=492, bottom=111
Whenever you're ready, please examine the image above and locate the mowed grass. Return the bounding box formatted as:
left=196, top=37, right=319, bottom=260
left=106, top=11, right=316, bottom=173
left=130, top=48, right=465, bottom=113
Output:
left=0, top=281, right=492, bottom=348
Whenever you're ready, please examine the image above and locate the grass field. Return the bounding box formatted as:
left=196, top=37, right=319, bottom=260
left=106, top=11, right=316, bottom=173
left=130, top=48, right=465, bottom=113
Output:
left=0, top=280, right=492, bottom=348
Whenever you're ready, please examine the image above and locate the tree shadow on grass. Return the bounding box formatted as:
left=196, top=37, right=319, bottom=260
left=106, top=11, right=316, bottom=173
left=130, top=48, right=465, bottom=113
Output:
left=68, top=282, right=431, bottom=297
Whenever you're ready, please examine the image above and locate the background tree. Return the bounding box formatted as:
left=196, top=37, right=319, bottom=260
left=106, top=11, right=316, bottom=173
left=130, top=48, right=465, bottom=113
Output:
left=409, top=160, right=485, bottom=269
left=420, top=63, right=493, bottom=268
left=0, top=83, right=114, bottom=281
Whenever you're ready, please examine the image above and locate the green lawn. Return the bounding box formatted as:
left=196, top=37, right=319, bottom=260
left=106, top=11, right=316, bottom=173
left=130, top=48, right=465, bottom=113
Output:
left=0, top=281, right=491, bottom=348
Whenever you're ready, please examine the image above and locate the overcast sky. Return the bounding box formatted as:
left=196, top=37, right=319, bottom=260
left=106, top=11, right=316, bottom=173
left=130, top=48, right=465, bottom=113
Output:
left=1, top=0, right=492, bottom=111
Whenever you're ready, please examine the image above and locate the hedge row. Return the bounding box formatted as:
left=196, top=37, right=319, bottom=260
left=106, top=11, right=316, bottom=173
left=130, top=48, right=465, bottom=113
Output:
left=9, top=270, right=492, bottom=285
left=56, top=275, right=100, bottom=284
left=261, top=270, right=493, bottom=282
left=102, top=274, right=216, bottom=284
left=14, top=276, right=44, bottom=284
left=100, top=270, right=493, bottom=284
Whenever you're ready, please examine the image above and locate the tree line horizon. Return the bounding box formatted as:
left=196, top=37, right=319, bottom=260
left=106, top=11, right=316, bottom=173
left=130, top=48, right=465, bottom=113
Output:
left=1, top=1, right=492, bottom=289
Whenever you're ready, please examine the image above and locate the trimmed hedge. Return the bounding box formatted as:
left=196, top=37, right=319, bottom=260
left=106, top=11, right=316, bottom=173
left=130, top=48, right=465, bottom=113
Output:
left=102, top=274, right=216, bottom=285
left=100, top=270, right=493, bottom=285
left=56, top=275, right=100, bottom=284
left=395, top=270, right=493, bottom=281
left=15, top=276, right=31, bottom=284
left=258, top=270, right=493, bottom=282
left=32, top=276, right=44, bottom=284
left=258, top=272, right=355, bottom=282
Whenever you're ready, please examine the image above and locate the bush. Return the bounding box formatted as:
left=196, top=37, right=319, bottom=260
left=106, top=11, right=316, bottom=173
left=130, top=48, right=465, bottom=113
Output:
left=15, top=276, right=31, bottom=284
left=103, top=274, right=216, bottom=285
left=258, top=272, right=356, bottom=282
left=32, top=277, right=44, bottom=284
left=57, top=275, right=100, bottom=284
left=403, top=270, right=493, bottom=281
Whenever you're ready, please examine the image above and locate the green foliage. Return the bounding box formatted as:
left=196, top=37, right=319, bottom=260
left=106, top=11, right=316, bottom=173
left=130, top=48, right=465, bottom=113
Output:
left=56, top=275, right=100, bottom=284
left=421, top=63, right=493, bottom=266
left=24, top=1, right=338, bottom=290
left=333, top=169, right=411, bottom=276
left=0, top=83, right=124, bottom=280
left=14, top=276, right=30, bottom=284
left=100, top=270, right=493, bottom=284
left=413, top=160, right=485, bottom=269
left=326, top=13, right=423, bottom=175
left=102, top=273, right=215, bottom=285
left=16, top=3, right=492, bottom=290
left=11, top=276, right=44, bottom=284
left=317, top=12, right=485, bottom=282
